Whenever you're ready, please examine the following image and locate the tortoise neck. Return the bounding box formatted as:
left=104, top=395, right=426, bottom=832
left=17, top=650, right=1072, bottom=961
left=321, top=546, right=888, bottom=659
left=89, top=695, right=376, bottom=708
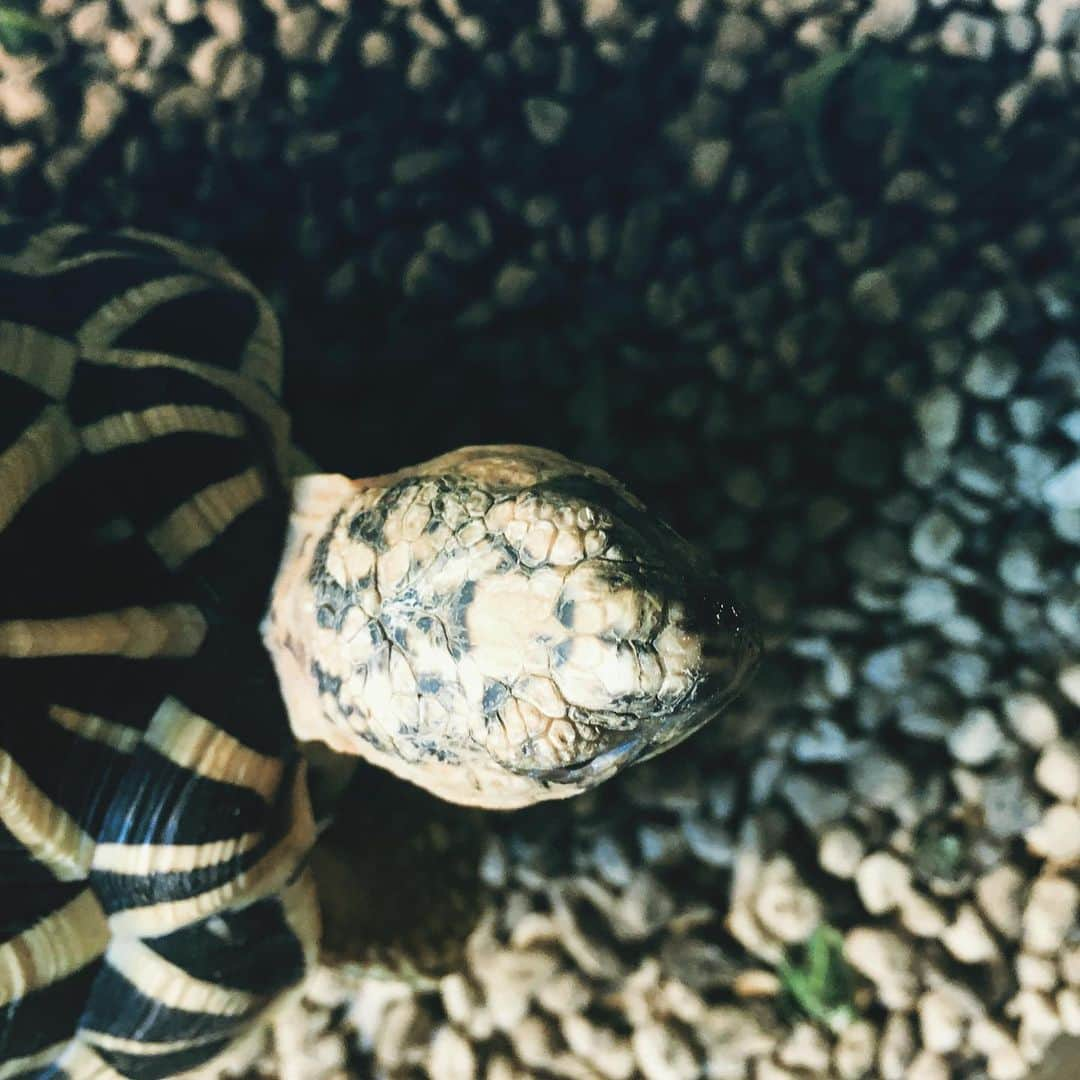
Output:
left=260, top=473, right=359, bottom=753
left=300, top=740, right=360, bottom=830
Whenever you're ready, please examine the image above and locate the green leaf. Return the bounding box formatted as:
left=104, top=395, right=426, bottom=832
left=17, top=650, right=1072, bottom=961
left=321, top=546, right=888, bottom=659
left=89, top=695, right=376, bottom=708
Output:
left=784, top=48, right=858, bottom=184
left=778, top=925, right=858, bottom=1033
left=0, top=3, right=56, bottom=54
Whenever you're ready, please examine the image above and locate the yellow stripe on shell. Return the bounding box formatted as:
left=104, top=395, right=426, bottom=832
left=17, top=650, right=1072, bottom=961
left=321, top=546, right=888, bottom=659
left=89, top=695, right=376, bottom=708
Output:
left=107, top=763, right=315, bottom=939
left=103, top=936, right=258, bottom=1017
left=80, top=1029, right=243, bottom=1057
left=0, top=750, right=95, bottom=880
left=51, top=1038, right=128, bottom=1080
left=0, top=321, right=78, bottom=398
left=115, top=226, right=284, bottom=397
left=145, top=466, right=266, bottom=570
left=0, top=604, right=207, bottom=660
left=3, top=222, right=88, bottom=272
left=91, top=832, right=262, bottom=876
left=80, top=348, right=290, bottom=478
left=0, top=404, right=81, bottom=534
left=143, top=697, right=283, bottom=802
left=74, top=274, right=217, bottom=352
left=2, top=223, right=282, bottom=398
left=48, top=706, right=142, bottom=754
left=0, top=889, right=108, bottom=1007
left=80, top=405, right=247, bottom=454
left=0, top=1041, right=71, bottom=1080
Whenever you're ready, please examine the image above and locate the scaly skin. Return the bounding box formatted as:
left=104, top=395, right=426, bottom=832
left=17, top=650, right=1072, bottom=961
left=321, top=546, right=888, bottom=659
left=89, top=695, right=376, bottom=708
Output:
left=264, top=444, right=760, bottom=810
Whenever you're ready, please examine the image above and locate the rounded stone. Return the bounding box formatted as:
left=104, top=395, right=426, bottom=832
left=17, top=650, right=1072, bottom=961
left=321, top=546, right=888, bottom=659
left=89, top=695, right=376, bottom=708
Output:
left=946, top=709, right=1006, bottom=766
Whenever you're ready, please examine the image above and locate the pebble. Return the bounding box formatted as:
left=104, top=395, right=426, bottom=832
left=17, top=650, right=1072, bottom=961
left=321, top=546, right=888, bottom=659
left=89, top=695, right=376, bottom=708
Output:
left=689, top=139, right=731, bottom=189
left=611, top=872, right=676, bottom=940
left=918, top=988, right=967, bottom=1054
left=1059, top=988, right=1080, bottom=1035
left=1061, top=944, right=1080, bottom=985
left=969, top=1019, right=1028, bottom=1080
left=941, top=903, right=1000, bottom=963
left=850, top=268, right=902, bottom=324
left=1009, top=989, right=1063, bottom=1062
left=819, top=825, right=866, bottom=878
left=590, top=834, right=634, bottom=888
left=753, top=859, right=822, bottom=944
left=1004, top=692, right=1060, bottom=747
left=998, top=535, right=1048, bottom=594
left=940, top=12, right=997, bottom=59
left=1017, top=953, right=1058, bottom=991
left=898, top=887, right=948, bottom=938
left=910, top=510, right=964, bottom=568
left=1043, top=460, right=1080, bottom=509
left=968, top=291, right=1009, bottom=342
left=780, top=773, right=850, bottom=831
left=976, top=864, right=1026, bottom=939
left=1035, top=0, right=1080, bottom=42
left=638, top=823, right=688, bottom=866
left=916, top=387, right=962, bottom=449
left=901, top=576, right=956, bottom=624
left=964, top=348, right=1019, bottom=398
left=1011, top=398, right=1050, bottom=440
left=879, top=1013, right=916, bottom=1079
left=714, top=11, right=767, bottom=54
left=777, top=1023, right=830, bottom=1072
left=946, top=708, right=1006, bottom=766
left=844, top=928, right=919, bottom=1009
left=849, top=749, right=913, bottom=809
left=523, top=97, right=569, bottom=145
left=1023, top=876, right=1079, bottom=955
left=631, top=1023, right=698, bottom=1080
left=561, top=1014, right=634, bottom=1079
left=428, top=1024, right=477, bottom=1080
left=1060, top=665, right=1080, bottom=706
left=833, top=1020, right=878, bottom=1079
left=982, top=773, right=1042, bottom=838
left=856, top=851, right=912, bottom=914
left=907, top=1050, right=951, bottom=1080
left=1035, top=740, right=1080, bottom=801
left=791, top=718, right=852, bottom=763
left=493, top=264, right=544, bottom=308
left=1026, top=802, right=1080, bottom=863
left=1003, top=13, right=1038, bottom=51
left=682, top=816, right=735, bottom=868
left=852, top=0, right=917, bottom=41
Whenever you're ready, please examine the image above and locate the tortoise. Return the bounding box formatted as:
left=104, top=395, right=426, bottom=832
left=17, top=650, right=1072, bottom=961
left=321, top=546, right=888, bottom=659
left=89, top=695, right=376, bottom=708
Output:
left=0, top=217, right=760, bottom=1079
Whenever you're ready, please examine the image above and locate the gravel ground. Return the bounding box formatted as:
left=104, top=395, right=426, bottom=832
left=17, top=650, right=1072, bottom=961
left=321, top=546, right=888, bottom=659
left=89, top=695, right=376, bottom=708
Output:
left=3, top=0, right=1080, bottom=1076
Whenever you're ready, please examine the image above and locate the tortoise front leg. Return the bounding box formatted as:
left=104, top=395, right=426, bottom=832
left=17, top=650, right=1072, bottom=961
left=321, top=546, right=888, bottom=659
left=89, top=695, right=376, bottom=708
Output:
left=307, top=759, right=489, bottom=985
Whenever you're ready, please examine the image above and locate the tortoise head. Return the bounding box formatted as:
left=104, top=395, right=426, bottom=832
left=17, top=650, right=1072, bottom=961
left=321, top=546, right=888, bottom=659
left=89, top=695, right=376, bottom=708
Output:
left=263, top=446, right=760, bottom=809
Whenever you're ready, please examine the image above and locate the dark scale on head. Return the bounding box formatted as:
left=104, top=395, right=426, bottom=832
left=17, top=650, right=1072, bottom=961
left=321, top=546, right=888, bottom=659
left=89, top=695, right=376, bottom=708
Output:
left=556, top=598, right=575, bottom=629
left=311, top=662, right=342, bottom=698
left=541, top=475, right=693, bottom=569
left=347, top=485, right=403, bottom=550
left=482, top=681, right=509, bottom=714
left=448, top=580, right=476, bottom=656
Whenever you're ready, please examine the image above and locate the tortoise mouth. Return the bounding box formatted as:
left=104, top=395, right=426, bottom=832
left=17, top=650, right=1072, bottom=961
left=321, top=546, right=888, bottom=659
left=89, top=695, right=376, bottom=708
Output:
left=533, top=732, right=647, bottom=787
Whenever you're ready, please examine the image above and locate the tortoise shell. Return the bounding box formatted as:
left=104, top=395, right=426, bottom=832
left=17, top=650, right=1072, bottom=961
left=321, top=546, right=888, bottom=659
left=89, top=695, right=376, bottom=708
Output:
left=0, top=218, right=320, bottom=1078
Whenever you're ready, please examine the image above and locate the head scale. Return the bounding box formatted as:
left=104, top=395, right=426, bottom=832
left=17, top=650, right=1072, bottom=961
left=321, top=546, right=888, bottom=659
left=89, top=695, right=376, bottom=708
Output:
left=265, top=446, right=759, bottom=809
